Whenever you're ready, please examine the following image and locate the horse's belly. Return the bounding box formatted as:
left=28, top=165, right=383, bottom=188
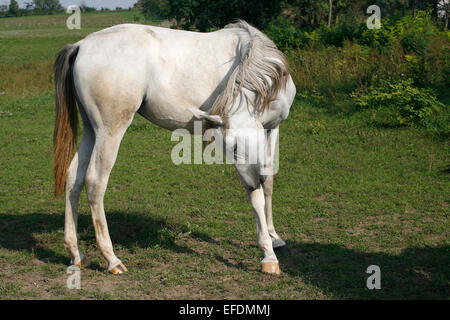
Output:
left=137, top=101, right=195, bottom=131
left=139, top=68, right=229, bottom=132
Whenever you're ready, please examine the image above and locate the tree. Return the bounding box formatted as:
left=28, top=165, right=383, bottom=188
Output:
left=33, top=0, right=63, bottom=15
left=138, top=0, right=169, bottom=19
left=328, top=0, right=333, bottom=26
left=138, top=0, right=283, bottom=30
left=285, top=0, right=329, bottom=28
left=167, top=0, right=198, bottom=29
left=24, top=2, right=35, bottom=11
left=80, top=0, right=86, bottom=12
left=9, top=0, right=20, bottom=16
left=0, top=5, right=8, bottom=17
left=79, top=1, right=96, bottom=13
left=195, top=0, right=283, bottom=30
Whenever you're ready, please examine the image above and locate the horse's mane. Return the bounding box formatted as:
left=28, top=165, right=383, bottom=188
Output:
left=209, top=20, right=289, bottom=124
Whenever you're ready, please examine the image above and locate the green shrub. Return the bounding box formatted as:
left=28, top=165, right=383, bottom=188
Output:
left=316, top=22, right=366, bottom=47
left=396, top=10, right=440, bottom=55
left=359, top=24, right=397, bottom=53
left=419, top=111, right=450, bottom=140
left=404, top=37, right=450, bottom=88
left=351, top=78, right=445, bottom=126
left=264, top=18, right=310, bottom=49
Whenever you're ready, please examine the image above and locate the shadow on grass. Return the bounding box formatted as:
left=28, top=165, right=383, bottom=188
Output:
left=438, top=165, right=450, bottom=175
left=278, top=241, right=449, bottom=299
left=0, top=211, right=212, bottom=268
left=369, top=120, right=404, bottom=129
left=0, top=212, right=448, bottom=299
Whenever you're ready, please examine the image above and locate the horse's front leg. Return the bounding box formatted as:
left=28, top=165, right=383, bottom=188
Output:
left=236, top=164, right=280, bottom=274
left=227, top=121, right=281, bottom=274
left=235, top=163, right=280, bottom=275
left=248, top=185, right=281, bottom=275
left=262, top=176, right=286, bottom=249
left=261, top=127, right=289, bottom=253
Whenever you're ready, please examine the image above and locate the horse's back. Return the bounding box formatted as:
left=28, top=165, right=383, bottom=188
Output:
left=76, top=23, right=237, bottom=79
left=71, top=23, right=295, bottom=132
left=72, top=24, right=239, bottom=131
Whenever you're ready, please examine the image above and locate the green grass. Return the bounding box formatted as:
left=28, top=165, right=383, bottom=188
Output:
left=0, top=12, right=449, bottom=300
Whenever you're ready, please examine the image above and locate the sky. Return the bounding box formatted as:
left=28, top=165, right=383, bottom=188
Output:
left=2, top=0, right=138, bottom=10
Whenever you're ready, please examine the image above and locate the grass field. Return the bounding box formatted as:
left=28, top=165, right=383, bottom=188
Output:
left=0, top=12, right=449, bottom=300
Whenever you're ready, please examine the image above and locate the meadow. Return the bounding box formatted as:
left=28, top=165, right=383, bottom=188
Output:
left=0, top=11, right=448, bottom=299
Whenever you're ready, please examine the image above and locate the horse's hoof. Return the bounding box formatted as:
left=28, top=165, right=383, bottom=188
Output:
left=75, top=256, right=89, bottom=268
left=274, top=245, right=291, bottom=256
left=261, top=262, right=281, bottom=275
left=109, top=263, right=128, bottom=275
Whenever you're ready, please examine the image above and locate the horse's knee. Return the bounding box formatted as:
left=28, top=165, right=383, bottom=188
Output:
left=262, top=175, right=273, bottom=196
left=235, top=163, right=262, bottom=191
left=84, top=173, right=103, bottom=207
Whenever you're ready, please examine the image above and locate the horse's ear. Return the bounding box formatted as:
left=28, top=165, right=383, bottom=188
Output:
left=189, top=107, right=224, bottom=126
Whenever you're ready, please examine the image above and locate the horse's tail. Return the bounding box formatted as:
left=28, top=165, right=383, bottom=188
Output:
left=53, top=44, right=80, bottom=199
left=209, top=20, right=289, bottom=125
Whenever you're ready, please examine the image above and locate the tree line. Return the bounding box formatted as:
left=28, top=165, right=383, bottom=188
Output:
left=135, top=0, right=449, bottom=31
left=0, top=0, right=98, bottom=17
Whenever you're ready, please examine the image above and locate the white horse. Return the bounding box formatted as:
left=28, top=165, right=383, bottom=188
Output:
left=54, top=21, right=296, bottom=275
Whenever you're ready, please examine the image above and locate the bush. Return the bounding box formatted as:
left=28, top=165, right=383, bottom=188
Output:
left=272, top=9, right=447, bottom=137
left=351, top=78, right=445, bottom=126
left=419, top=110, right=450, bottom=140
left=404, top=37, right=449, bottom=88
left=316, top=22, right=366, bottom=47
left=264, top=18, right=310, bottom=49
left=396, top=10, right=440, bottom=54
left=358, top=24, right=397, bottom=53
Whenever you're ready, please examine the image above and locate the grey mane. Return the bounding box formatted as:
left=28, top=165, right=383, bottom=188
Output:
left=209, top=20, right=290, bottom=124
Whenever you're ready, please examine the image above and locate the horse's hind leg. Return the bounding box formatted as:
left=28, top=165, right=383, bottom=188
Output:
left=64, top=108, right=94, bottom=267
left=85, top=121, right=132, bottom=274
